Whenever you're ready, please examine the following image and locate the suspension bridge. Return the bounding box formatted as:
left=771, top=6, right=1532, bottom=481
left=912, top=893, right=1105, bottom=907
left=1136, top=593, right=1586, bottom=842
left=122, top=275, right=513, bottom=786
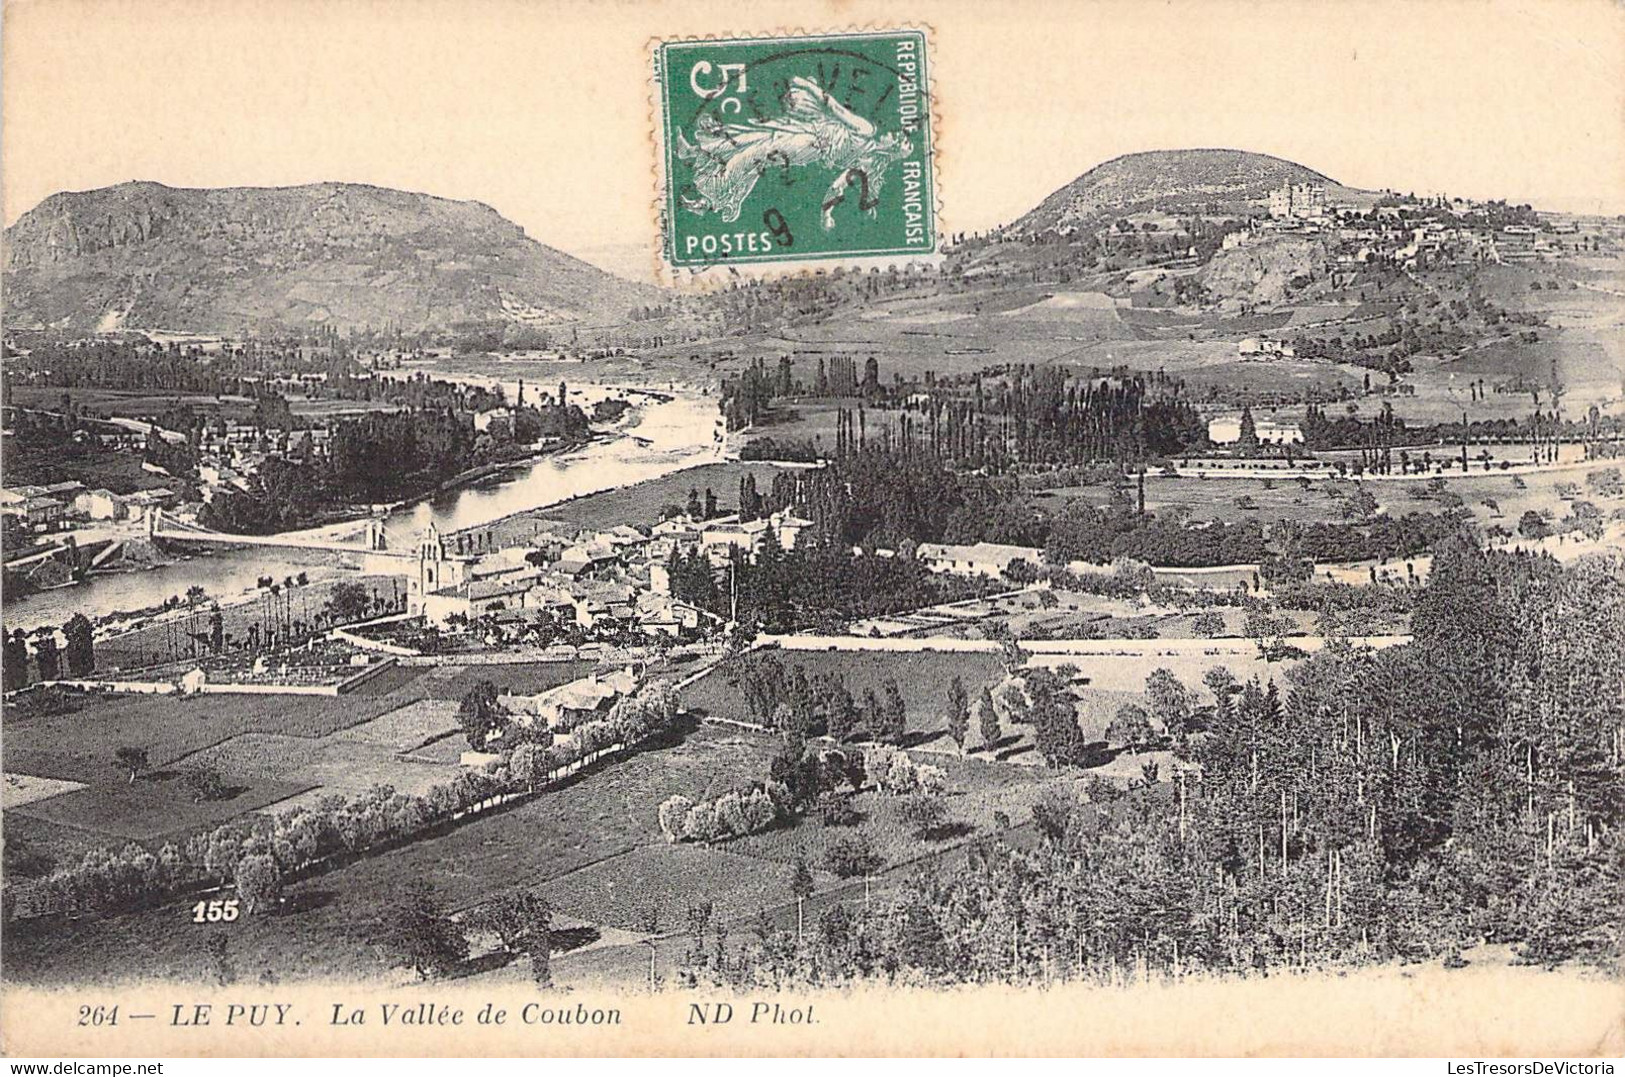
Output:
left=146, top=510, right=424, bottom=562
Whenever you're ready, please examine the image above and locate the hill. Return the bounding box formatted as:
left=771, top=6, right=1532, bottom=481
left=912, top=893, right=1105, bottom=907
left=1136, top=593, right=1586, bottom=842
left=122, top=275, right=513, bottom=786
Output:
left=1010, top=148, right=1346, bottom=234
left=3, top=181, right=657, bottom=334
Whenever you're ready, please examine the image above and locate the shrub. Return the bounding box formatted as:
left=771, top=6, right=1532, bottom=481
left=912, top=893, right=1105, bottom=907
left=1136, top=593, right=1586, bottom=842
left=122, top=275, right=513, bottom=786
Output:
left=233, top=853, right=281, bottom=915
left=743, top=788, right=778, bottom=832
left=658, top=795, right=694, bottom=843
left=818, top=793, right=860, bottom=827
left=683, top=802, right=720, bottom=844
left=713, top=792, right=748, bottom=838
left=824, top=834, right=883, bottom=878
left=899, top=795, right=948, bottom=837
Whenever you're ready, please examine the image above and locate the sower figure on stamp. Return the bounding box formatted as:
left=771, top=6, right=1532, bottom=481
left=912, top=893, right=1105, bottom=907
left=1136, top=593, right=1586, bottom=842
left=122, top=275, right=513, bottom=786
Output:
left=676, top=75, right=911, bottom=229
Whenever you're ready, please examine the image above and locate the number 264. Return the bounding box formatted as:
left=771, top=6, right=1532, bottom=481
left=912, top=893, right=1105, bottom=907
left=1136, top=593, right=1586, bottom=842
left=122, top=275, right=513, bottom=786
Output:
left=191, top=898, right=240, bottom=923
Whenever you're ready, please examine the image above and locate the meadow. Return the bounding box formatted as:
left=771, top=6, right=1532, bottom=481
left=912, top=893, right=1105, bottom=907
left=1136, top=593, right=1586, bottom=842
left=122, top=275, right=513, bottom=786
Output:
left=678, top=647, right=1007, bottom=738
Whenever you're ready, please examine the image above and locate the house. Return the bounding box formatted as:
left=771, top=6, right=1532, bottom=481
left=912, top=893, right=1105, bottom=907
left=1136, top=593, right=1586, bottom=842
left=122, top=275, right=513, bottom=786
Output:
left=915, top=541, right=1044, bottom=578
left=636, top=592, right=705, bottom=636
left=1237, top=337, right=1297, bottom=360
left=554, top=541, right=620, bottom=578
left=697, top=512, right=813, bottom=562
left=564, top=580, right=636, bottom=630
left=72, top=489, right=127, bottom=521
left=1207, top=415, right=1304, bottom=446
left=39, top=480, right=86, bottom=500
left=1268, top=182, right=1327, bottom=220
left=422, top=567, right=544, bottom=624
left=121, top=488, right=178, bottom=521
left=502, top=668, right=637, bottom=731
left=472, top=407, right=513, bottom=434
left=1, top=491, right=66, bottom=529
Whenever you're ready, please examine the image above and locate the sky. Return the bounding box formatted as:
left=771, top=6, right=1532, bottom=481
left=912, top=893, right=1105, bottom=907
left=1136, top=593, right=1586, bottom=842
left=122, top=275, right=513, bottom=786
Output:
left=5, top=0, right=1624, bottom=283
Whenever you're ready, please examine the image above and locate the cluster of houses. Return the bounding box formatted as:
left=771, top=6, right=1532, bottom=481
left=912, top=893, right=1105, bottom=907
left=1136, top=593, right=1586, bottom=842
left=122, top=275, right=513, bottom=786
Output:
left=1, top=481, right=179, bottom=532
left=191, top=420, right=335, bottom=504
left=406, top=507, right=813, bottom=642
left=1236, top=183, right=1568, bottom=269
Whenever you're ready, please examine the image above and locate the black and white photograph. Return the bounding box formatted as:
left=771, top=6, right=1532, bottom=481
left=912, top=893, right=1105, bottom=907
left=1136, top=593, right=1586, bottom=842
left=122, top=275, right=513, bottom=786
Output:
left=1, top=0, right=1621, bottom=1061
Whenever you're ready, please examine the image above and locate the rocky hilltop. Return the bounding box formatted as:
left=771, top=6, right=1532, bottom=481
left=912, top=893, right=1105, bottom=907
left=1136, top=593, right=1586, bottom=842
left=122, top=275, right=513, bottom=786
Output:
left=1011, top=148, right=1346, bottom=234
left=3, top=181, right=656, bottom=334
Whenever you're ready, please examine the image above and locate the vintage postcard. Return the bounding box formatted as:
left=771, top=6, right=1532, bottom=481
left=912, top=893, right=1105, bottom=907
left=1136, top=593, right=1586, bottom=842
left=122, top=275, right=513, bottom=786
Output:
left=2, top=0, right=1623, bottom=1062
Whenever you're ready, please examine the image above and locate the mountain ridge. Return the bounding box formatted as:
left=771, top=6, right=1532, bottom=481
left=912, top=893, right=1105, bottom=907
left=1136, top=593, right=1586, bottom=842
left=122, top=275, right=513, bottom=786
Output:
left=4, top=180, right=657, bottom=334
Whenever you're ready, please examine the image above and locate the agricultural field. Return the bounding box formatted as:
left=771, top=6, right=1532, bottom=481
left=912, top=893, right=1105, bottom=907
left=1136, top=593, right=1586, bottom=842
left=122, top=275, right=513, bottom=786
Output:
left=679, top=647, right=1007, bottom=738
left=542, top=843, right=821, bottom=932
left=10, top=775, right=314, bottom=843
left=1, top=709, right=1087, bottom=989
left=0, top=658, right=607, bottom=871
left=412, top=659, right=594, bottom=699
left=485, top=462, right=794, bottom=543
left=677, top=640, right=1290, bottom=765
left=2, top=690, right=421, bottom=785
left=1035, top=460, right=1625, bottom=535
left=2, top=722, right=778, bottom=985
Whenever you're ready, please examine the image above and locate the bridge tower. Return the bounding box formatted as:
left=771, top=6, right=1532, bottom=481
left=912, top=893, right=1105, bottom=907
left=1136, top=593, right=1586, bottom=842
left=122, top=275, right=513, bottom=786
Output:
left=145, top=508, right=159, bottom=541
left=366, top=519, right=387, bottom=551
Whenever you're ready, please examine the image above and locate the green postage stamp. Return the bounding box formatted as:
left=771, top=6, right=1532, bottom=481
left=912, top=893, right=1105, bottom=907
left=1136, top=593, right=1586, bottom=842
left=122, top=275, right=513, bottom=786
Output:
left=655, top=29, right=936, bottom=269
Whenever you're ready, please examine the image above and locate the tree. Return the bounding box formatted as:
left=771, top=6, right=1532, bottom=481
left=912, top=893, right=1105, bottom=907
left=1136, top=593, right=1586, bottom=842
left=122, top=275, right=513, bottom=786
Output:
left=1518, top=510, right=1551, bottom=540
left=1192, top=611, right=1226, bottom=638
left=205, top=931, right=235, bottom=986
left=4, top=630, right=29, bottom=691
left=35, top=635, right=60, bottom=681
left=1031, top=788, right=1075, bottom=842
left=658, top=795, right=695, bottom=842
left=1106, top=703, right=1155, bottom=753
left=824, top=834, right=882, bottom=878
left=789, top=856, right=815, bottom=940
left=62, top=614, right=94, bottom=677
left=459, top=680, right=503, bottom=750
left=978, top=686, right=1001, bottom=751
left=233, top=853, right=281, bottom=914
left=468, top=887, right=553, bottom=986
left=325, top=581, right=371, bottom=625
left=826, top=685, right=857, bottom=742
left=184, top=765, right=228, bottom=803
left=114, top=746, right=149, bottom=784
left=880, top=677, right=908, bottom=744
left=379, top=879, right=468, bottom=979
left=1237, top=406, right=1261, bottom=455
left=1144, top=668, right=1191, bottom=740
left=899, top=794, right=949, bottom=837
left=945, top=676, right=970, bottom=753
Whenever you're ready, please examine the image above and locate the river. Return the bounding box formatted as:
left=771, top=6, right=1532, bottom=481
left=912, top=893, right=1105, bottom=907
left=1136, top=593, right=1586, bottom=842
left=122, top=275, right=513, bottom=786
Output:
left=4, top=391, right=723, bottom=632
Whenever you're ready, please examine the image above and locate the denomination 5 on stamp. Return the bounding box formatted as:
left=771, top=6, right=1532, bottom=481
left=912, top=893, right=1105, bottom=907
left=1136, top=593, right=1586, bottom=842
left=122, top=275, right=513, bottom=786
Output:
left=655, top=29, right=936, bottom=269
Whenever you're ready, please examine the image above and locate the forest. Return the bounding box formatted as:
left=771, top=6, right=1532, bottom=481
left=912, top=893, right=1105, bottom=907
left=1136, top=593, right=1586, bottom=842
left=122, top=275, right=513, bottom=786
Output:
left=679, top=539, right=1624, bottom=985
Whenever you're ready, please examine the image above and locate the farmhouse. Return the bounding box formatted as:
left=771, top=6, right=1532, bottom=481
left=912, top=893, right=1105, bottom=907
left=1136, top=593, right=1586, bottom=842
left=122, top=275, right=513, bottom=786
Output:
left=916, top=541, right=1044, bottom=578
left=1237, top=337, right=1297, bottom=360
left=502, top=668, right=637, bottom=731
left=1207, top=414, right=1304, bottom=446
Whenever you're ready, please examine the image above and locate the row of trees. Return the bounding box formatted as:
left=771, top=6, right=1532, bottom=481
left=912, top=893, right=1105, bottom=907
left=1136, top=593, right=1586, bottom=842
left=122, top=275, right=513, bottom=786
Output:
left=3, top=614, right=95, bottom=690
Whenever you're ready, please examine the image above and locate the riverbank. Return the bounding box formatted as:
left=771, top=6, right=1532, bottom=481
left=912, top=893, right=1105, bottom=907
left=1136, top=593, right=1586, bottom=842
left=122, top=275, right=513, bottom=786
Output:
left=5, top=390, right=723, bottom=631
